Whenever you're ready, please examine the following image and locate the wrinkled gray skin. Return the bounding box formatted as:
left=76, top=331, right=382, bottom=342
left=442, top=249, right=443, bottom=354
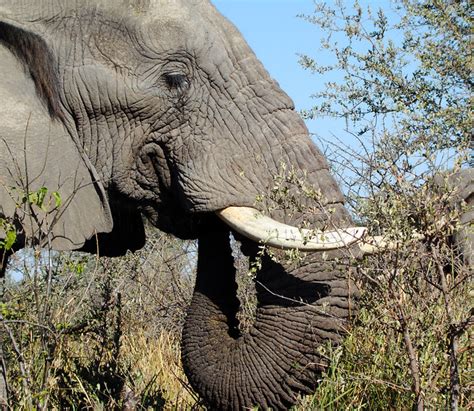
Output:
left=1, top=1, right=472, bottom=409
left=1, top=1, right=357, bottom=409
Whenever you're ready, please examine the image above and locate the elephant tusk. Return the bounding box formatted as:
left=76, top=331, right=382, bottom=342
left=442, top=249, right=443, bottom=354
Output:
left=216, top=206, right=367, bottom=251
left=358, top=232, right=426, bottom=255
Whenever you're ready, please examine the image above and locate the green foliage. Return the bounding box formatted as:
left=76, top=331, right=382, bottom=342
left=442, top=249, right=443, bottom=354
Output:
left=0, top=218, right=16, bottom=251
left=299, top=0, right=472, bottom=165
left=296, top=288, right=472, bottom=410
left=19, top=186, right=62, bottom=211
left=297, top=0, right=473, bottom=409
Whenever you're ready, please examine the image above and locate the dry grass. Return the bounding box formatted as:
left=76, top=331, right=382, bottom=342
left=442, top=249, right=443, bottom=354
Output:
left=121, top=330, right=198, bottom=409
left=3, top=222, right=471, bottom=409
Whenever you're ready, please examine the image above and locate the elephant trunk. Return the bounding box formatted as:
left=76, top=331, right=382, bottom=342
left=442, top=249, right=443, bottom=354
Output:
left=181, top=217, right=357, bottom=410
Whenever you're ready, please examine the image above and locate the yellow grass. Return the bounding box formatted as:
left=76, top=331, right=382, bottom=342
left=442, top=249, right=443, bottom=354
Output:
left=121, top=330, right=199, bottom=409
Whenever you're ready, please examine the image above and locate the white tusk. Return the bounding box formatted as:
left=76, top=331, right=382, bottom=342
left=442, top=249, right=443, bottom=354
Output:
left=216, top=206, right=367, bottom=251
left=359, top=232, right=425, bottom=255
left=357, top=236, right=392, bottom=255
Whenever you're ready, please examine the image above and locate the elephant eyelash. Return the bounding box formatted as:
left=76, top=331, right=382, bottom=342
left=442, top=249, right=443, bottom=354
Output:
left=163, top=73, right=189, bottom=92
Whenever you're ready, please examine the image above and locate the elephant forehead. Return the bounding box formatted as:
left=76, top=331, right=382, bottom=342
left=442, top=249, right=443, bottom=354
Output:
left=2, top=0, right=246, bottom=60
left=141, top=1, right=224, bottom=44
left=83, top=0, right=232, bottom=56
left=140, top=0, right=208, bottom=17
left=142, top=1, right=255, bottom=67
left=92, top=0, right=214, bottom=24
left=0, top=0, right=211, bottom=25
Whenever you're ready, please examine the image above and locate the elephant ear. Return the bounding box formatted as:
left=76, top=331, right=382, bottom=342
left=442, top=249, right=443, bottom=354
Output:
left=0, top=20, right=113, bottom=251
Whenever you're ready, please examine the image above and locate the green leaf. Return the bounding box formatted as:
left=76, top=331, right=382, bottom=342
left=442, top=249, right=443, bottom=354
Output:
left=36, top=187, right=48, bottom=209
left=0, top=219, right=16, bottom=251
left=4, top=229, right=16, bottom=250
left=51, top=191, right=62, bottom=208
left=0, top=302, right=10, bottom=318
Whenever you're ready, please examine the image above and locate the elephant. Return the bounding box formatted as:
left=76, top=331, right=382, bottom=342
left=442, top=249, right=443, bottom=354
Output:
left=1, top=1, right=470, bottom=409
left=432, top=169, right=473, bottom=266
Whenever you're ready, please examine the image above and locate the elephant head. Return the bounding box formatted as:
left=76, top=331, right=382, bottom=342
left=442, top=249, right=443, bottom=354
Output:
left=0, top=1, right=365, bottom=408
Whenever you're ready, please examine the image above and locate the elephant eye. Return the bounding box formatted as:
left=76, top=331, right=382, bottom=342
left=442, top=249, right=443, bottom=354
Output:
left=163, top=73, right=189, bottom=93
